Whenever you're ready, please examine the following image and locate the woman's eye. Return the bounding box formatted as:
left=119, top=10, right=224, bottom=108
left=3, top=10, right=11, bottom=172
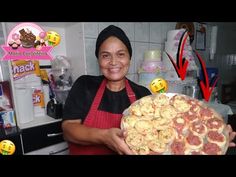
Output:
left=118, top=53, right=125, bottom=57
left=102, top=54, right=109, bottom=58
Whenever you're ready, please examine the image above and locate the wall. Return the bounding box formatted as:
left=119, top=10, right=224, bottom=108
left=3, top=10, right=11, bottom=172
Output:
left=2, top=22, right=236, bottom=101
left=83, top=22, right=176, bottom=82
left=194, top=23, right=236, bottom=101
left=0, top=23, right=10, bottom=81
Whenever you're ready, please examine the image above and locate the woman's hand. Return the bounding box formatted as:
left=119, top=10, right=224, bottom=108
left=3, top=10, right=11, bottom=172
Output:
left=227, top=124, right=236, bottom=147
left=103, top=128, right=134, bottom=155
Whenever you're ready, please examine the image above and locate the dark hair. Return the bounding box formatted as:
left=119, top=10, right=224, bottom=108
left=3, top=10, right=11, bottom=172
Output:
left=95, top=25, right=132, bottom=59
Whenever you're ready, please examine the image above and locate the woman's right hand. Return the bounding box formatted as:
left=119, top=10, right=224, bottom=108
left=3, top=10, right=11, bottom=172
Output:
left=103, top=128, right=134, bottom=155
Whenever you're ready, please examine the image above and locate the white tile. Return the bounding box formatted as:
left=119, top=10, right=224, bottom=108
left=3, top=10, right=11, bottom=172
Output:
left=161, top=22, right=176, bottom=43
left=150, top=22, right=162, bottom=43
left=98, top=22, right=118, bottom=33
left=167, top=22, right=177, bottom=29
left=128, top=42, right=135, bottom=74
left=149, top=43, right=162, bottom=51
left=126, top=73, right=138, bottom=83
left=134, top=42, right=149, bottom=73
left=84, top=22, right=99, bottom=38
left=134, top=23, right=149, bottom=42
left=206, top=25, right=211, bottom=48
left=85, top=38, right=100, bottom=75
left=118, top=22, right=135, bottom=41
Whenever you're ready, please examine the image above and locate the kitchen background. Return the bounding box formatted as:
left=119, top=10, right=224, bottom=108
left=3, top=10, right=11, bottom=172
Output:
left=2, top=22, right=236, bottom=99
left=0, top=22, right=236, bottom=155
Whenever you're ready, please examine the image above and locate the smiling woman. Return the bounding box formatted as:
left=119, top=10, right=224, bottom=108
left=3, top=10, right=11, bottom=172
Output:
left=61, top=25, right=151, bottom=155
left=98, top=37, right=131, bottom=85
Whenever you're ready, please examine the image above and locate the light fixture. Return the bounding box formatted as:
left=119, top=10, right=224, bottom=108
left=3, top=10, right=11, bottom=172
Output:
left=210, top=26, right=218, bottom=60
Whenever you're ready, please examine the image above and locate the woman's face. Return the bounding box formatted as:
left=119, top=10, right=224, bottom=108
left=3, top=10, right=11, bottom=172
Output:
left=98, top=36, right=131, bottom=82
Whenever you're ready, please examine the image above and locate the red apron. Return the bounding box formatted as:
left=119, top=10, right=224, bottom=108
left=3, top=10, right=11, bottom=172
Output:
left=68, top=78, right=137, bottom=155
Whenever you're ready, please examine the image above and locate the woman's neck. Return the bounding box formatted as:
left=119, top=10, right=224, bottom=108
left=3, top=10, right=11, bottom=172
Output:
left=106, top=79, right=126, bottom=92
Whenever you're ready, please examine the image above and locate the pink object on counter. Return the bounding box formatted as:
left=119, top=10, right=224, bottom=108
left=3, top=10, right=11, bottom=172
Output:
left=141, top=61, right=164, bottom=72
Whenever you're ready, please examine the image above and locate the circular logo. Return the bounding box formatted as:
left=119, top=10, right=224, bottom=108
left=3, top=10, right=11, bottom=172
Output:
left=150, top=78, right=168, bottom=93
left=0, top=140, right=16, bottom=155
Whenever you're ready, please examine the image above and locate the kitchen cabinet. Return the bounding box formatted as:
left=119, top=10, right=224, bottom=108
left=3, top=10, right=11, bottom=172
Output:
left=21, top=120, right=69, bottom=155
left=25, top=141, right=68, bottom=155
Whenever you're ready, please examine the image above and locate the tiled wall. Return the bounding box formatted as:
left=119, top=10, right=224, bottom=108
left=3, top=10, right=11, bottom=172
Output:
left=83, top=22, right=176, bottom=82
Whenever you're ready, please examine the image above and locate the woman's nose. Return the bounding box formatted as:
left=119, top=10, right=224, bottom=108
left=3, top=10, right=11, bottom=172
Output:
left=110, top=56, right=117, bottom=65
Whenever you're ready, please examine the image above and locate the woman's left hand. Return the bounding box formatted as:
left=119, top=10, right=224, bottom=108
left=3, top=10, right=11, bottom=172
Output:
left=227, top=124, right=236, bottom=147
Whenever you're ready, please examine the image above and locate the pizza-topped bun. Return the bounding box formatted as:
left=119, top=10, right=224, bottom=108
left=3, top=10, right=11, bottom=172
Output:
left=134, top=119, right=153, bottom=135
left=183, top=112, right=199, bottom=123
left=200, top=107, right=214, bottom=120
left=158, top=127, right=176, bottom=144
left=206, top=131, right=226, bottom=148
left=153, top=107, right=161, bottom=118
left=206, top=117, right=225, bottom=133
left=148, top=140, right=167, bottom=154
left=170, top=140, right=186, bottom=155
left=140, top=103, right=155, bottom=116
left=170, top=95, right=191, bottom=113
left=135, top=145, right=150, bottom=155
left=185, top=149, right=203, bottom=155
left=144, top=129, right=159, bottom=141
left=129, top=104, right=142, bottom=116
left=152, top=118, right=170, bottom=130
left=185, top=132, right=204, bottom=150
left=202, top=142, right=222, bottom=155
left=160, top=105, right=177, bottom=120
left=139, top=96, right=153, bottom=105
left=121, top=93, right=229, bottom=155
left=122, top=115, right=138, bottom=129
left=125, top=129, right=144, bottom=149
left=172, top=116, right=188, bottom=134
left=189, top=121, right=207, bottom=138
left=188, top=100, right=201, bottom=115
left=153, top=94, right=169, bottom=107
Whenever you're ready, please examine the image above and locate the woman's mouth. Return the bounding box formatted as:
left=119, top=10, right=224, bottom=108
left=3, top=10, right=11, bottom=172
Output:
left=108, top=68, right=121, bottom=73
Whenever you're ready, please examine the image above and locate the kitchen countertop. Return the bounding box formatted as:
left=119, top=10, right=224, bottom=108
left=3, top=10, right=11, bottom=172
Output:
left=17, top=115, right=62, bottom=129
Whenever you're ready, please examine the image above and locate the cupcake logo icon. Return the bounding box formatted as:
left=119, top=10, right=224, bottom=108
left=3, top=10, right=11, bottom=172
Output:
left=1, top=22, right=58, bottom=61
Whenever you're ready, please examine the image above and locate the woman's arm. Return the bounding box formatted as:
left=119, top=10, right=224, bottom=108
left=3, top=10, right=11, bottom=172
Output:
left=62, top=119, right=134, bottom=154
left=228, top=125, right=236, bottom=147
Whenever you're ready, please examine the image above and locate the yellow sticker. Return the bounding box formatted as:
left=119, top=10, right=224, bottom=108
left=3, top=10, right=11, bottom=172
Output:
left=150, top=78, right=168, bottom=93
left=0, top=140, right=16, bottom=155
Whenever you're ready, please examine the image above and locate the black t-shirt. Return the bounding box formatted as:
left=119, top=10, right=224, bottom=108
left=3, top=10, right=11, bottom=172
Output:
left=63, top=75, right=151, bottom=122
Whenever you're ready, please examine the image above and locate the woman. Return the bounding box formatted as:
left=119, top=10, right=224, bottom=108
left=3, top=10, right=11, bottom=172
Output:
left=62, top=25, right=151, bottom=155
left=62, top=25, right=236, bottom=155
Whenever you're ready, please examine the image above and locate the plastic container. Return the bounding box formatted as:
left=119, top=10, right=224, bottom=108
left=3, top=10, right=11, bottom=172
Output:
left=51, top=56, right=72, bottom=91
left=51, top=56, right=72, bottom=104
left=141, top=61, right=164, bottom=72
left=183, top=85, right=200, bottom=99
left=14, top=87, right=34, bottom=124
left=144, top=50, right=162, bottom=61
left=31, top=77, right=45, bottom=117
